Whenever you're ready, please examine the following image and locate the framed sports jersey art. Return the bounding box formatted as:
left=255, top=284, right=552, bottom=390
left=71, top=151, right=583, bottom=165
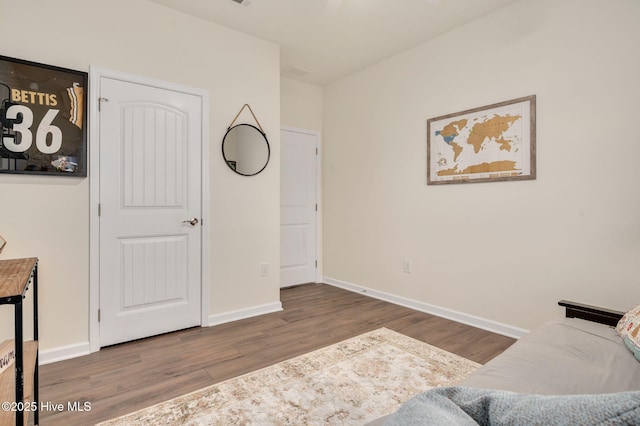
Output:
left=0, top=55, right=87, bottom=176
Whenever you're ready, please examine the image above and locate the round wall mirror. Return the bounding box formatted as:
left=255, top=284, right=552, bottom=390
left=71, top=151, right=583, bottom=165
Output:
left=222, top=124, right=270, bottom=176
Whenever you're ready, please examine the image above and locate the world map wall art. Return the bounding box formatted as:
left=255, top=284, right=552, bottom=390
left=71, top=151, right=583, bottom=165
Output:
left=427, top=95, right=536, bottom=185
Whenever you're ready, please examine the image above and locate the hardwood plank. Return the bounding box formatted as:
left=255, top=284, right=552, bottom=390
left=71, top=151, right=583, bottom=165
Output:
left=37, top=284, right=515, bottom=425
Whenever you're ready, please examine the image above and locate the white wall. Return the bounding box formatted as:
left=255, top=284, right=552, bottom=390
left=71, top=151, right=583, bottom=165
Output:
left=323, top=0, right=640, bottom=331
left=0, top=0, right=281, bottom=355
left=281, top=78, right=323, bottom=132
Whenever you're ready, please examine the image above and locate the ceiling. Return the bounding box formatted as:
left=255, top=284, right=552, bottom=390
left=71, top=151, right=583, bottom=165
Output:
left=148, top=0, right=520, bottom=86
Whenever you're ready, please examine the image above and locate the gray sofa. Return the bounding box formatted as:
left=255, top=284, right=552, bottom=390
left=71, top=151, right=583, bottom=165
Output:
left=459, top=316, right=640, bottom=394
left=369, top=301, right=640, bottom=425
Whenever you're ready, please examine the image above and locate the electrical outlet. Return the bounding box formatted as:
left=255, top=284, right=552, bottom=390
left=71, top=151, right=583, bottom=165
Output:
left=260, top=262, right=270, bottom=277
left=403, top=259, right=412, bottom=273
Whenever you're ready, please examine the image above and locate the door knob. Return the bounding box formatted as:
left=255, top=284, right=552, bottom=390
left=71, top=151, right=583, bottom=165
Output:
left=182, top=218, right=199, bottom=226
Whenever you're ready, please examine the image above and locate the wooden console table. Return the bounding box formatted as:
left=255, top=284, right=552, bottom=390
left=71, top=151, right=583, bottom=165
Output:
left=0, top=258, right=39, bottom=426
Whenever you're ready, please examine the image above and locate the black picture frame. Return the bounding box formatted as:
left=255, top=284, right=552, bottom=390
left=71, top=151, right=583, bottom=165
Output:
left=0, top=55, right=88, bottom=176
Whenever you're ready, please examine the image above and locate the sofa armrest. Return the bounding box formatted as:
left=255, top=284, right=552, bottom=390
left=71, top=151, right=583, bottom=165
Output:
left=558, top=300, right=624, bottom=327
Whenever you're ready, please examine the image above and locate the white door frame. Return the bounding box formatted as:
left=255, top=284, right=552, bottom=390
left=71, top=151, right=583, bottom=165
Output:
left=89, top=67, right=210, bottom=353
left=280, top=126, right=322, bottom=284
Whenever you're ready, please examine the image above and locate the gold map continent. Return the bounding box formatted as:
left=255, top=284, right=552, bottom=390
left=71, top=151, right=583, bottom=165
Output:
left=467, top=114, right=520, bottom=153
left=437, top=160, right=518, bottom=176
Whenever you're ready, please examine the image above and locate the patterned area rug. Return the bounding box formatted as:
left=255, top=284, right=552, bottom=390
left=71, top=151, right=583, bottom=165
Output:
left=98, top=328, right=480, bottom=425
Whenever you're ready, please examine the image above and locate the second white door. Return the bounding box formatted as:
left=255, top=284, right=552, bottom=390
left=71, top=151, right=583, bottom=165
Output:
left=99, top=76, right=203, bottom=347
left=280, top=128, right=318, bottom=287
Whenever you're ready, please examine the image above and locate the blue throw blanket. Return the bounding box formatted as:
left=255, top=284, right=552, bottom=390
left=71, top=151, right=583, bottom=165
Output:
left=384, top=387, right=640, bottom=425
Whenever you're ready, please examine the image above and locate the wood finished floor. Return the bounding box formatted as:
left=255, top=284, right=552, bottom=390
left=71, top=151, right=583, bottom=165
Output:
left=37, top=283, right=515, bottom=425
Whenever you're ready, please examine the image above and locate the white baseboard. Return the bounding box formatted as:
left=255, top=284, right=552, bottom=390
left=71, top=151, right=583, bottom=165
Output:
left=323, top=277, right=528, bottom=339
left=39, top=341, right=91, bottom=365
left=207, top=301, right=283, bottom=327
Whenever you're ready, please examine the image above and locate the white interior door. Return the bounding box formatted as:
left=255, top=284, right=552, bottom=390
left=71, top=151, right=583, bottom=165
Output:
left=99, top=77, right=202, bottom=347
left=280, top=128, right=318, bottom=287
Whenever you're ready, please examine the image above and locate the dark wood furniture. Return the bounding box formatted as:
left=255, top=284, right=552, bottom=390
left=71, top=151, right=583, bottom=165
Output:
left=558, top=299, right=625, bottom=327
left=0, top=258, right=39, bottom=426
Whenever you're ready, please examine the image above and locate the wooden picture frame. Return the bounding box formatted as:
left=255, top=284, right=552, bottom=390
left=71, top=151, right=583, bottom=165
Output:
left=0, top=55, right=88, bottom=176
left=427, top=95, right=536, bottom=185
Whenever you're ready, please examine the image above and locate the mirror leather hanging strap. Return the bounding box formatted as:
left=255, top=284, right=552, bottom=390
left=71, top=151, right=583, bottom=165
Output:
left=227, top=103, right=265, bottom=134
